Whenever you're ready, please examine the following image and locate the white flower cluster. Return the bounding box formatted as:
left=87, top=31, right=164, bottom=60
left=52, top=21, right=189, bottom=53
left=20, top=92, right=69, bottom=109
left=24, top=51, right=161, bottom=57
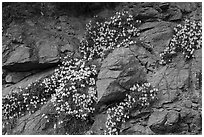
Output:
left=46, top=56, right=98, bottom=120
left=105, top=101, right=131, bottom=135
left=2, top=80, right=49, bottom=121
left=105, top=82, right=158, bottom=135
left=160, top=19, right=202, bottom=65
left=130, top=82, right=157, bottom=107
left=2, top=55, right=98, bottom=131
left=80, top=11, right=141, bottom=60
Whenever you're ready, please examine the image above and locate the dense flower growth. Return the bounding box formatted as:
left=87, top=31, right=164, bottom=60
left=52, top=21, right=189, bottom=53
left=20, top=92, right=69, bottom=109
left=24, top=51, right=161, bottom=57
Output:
left=2, top=56, right=98, bottom=134
left=80, top=11, right=141, bottom=60
left=2, top=79, right=52, bottom=121
left=47, top=56, right=98, bottom=120
left=2, top=79, right=54, bottom=133
left=105, top=82, right=158, bottom=135
left=160, top=19, right=202, bottom=65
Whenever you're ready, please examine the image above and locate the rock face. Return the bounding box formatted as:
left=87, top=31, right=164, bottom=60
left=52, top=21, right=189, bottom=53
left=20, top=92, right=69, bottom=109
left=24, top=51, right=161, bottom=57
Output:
left=88, top=113, right=108, bottom=135
left=96, top=47, right=146, bottom=105
left=2, top=2, right=202, bottom=135
left=2, top=11, right=85, bottom=96
left=2, top=16, right=83, bottom=72
left=3, top=46, right=31, bottom=68
left=5, top=71, right=32, bottom=84
left=2, top=68, right=55, bottom=97
left=148, top=110, right=180, bottom=133
left=11, top=101, right=57, bottom=135
left=138, top=21, right=174, bottom=55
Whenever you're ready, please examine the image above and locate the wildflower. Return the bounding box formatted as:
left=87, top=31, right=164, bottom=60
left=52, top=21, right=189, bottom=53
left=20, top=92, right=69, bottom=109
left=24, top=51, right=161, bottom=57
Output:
left=80, top=11, right=141, bottom=60
left=160, top=19, right=202, bottom=65
left=105, top=82, right=157, bottom=135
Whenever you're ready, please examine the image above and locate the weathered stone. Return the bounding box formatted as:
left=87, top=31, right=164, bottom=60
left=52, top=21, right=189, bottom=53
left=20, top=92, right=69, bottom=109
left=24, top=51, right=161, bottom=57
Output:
left=137, top=7, right=159, bottom=18
left=178, top=108, right=202, bottom=134
left=139, top=21, right=174, bottom=55
left=158, top=2, right=170, bottom=11
left=148, top=110, right=168, bottom=133
left=130, top=109, right=151, bottom=119
left=180, top=108, right=190, bottom=119
left=98, top=69, right=121, bottom=79
left=129, top=43, right=158, bottom=74
left=178, top=123, right=189, bottom=132
left=148, top=109, right=180, bottom=134
left=162, top=101, right=182, bottom=111
left=172, top=2, right=197, bottom=13
left=96, top=47, right=137, bottom=103
left=165, top=110, right=179, bottom=127
left=192, top=49, right=202, bottom=75
left=12, top=101, right=57, bottom=135
left=147, top=58, right=189, bottom=106
left=37, top=39, right=59, bottom=64
left=5, top=72, right=32, bottom=83
left=2, top=16, right=83, bottom=72
left=97, top=81, right=126, bottom=104
left=3, top=46, right=31, bottom=68
left=121, top=123, right=147, bottom=135
left=138, top=22, right=161, bottom=30
left=60, top=37, right=80, bottom=53
left=96, top=79, right=115, bottom=102
left=117, top=59, right=146, bottom=90
left=100, top=47, right=133, bottom=69
left=191, top=49, right=202, bottom=99
left=159, top=89, right=179, bottom=105
left=189, top=8, right=202, bottom=21
left=167, top=7, right=182, bottom=21
left=2, top=68, right=54, bottom=96
left=192, top=103, right=199, bottom=110
left=120, top=119, right=133, bottom=132
left=88, top=113, right=108, bottom=135
left=189, top=113, right=202, bottom=134
left=183, top=100, right=192, bottom=108
left=148, top=110, right=168, bottom=126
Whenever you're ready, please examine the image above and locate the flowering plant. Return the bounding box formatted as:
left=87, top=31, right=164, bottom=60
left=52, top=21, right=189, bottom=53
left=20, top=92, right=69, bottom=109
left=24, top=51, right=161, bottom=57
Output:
left=160, top=19, right=202, bottom=65
left=80, top=11, right=141, bottom=60
left=105, top=82, right=158, bottom=135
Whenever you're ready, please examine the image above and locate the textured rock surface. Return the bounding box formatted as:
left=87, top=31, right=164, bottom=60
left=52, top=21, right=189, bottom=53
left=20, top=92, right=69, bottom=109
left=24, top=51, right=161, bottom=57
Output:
left=2, top=2, right=202, bottom=135
left=138, top=21, right=174, bottom=55
left=88, top=113, right=108, bottom=135
left=11, top=101, right=56, bottom=135
left=5, top=71, right=32, bottom=84
left=2, top=68, right=54, bottom=96
left=96, top=47, right=145, bottom=105
left=2, top=17, right=83, bottom=72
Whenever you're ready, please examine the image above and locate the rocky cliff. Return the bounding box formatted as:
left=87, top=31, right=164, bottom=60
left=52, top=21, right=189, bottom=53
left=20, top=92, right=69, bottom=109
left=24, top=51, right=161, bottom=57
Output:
left=2, top=2, right=202, bottom=135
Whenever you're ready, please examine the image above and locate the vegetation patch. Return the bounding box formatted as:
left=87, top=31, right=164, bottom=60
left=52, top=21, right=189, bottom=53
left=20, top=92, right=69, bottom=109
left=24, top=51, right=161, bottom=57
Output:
left=104, top=82, right=158, bottom=135
left=160, top=19, right=202, bottom=65
left=80, top=10, right=141, bottom=60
